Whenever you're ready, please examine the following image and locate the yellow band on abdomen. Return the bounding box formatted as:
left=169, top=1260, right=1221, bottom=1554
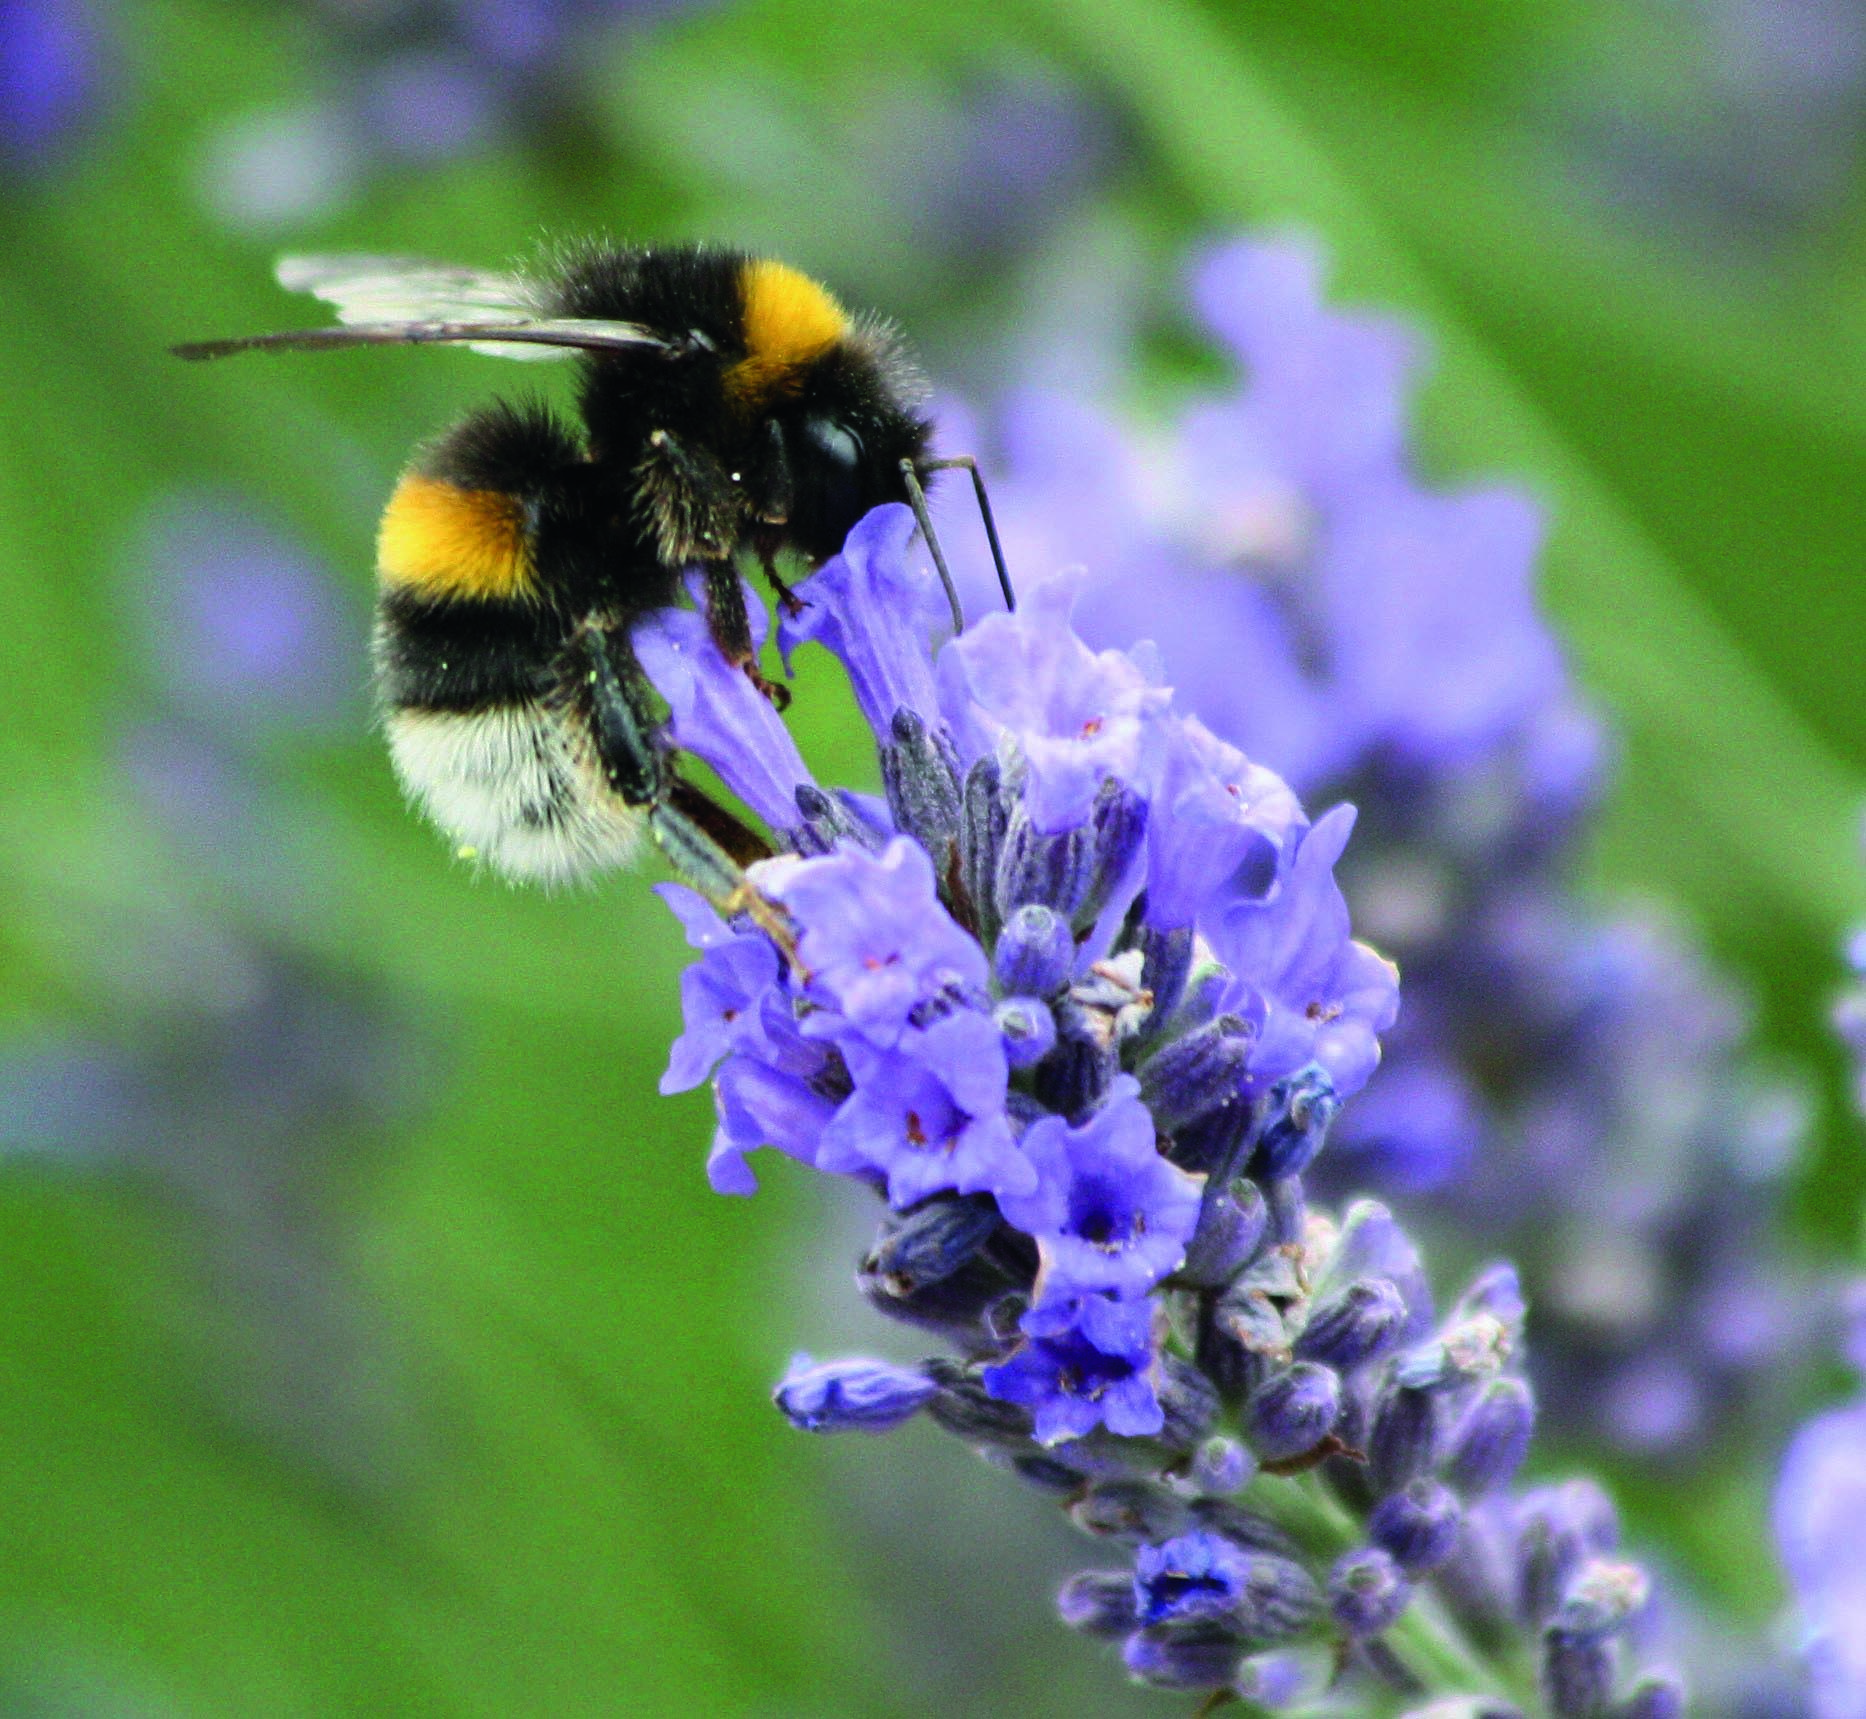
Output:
left=377, top=475, right=535, bottom=601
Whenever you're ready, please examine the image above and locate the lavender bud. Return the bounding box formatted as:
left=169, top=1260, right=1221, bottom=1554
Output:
left=1135, top=923, right=1194, bottom=1039
left=1368, top=1477, right=1462, bottom=1573
left=1552, top=1560, right=1649, bottom=1641
left=1033, top=999, right=1117, bottom=1118
left=1177, top=958, right=1233, bottom=1031
left=1252, top=1063, right=1339, bottom=1179
left=1446, top=1376, right=1536, bottom=1495
left=1394, top=1315, right=1512, bottom=1392
left=859, top=1244, right=1027, bottom=1349
left=1234, top=1553, right=1325, bottom=1641
left=1207, top=1247, right=1306, bottom=1401
left=1084, top=780, right=1149, bottom=921
left=1139, top=1014, right=1254, bottom=1132
left=1070, top=1479, right=1189, bottom=1543
left=1196, top=1305, right=1265, bottom=1405
left=996, top=807, right=1097, bottom=922
left=774, top=1354, right=937, bottom=1432
left=1179, top=1175, right=1269, bottom=1288
left=1369, top=1383, right=1442, bottom=1493
left=1187, top=1497, right=1297, bottom=1557
left=1246, top=1361, right=1342, bottom=1462
left=1297, top=1277, right=1408, bottom=1370
left=993, top=903, right=1075, bottom=997
left=1057, top=1570, right=1139, bottom=1638
left=864, top=1194, right=1001, bottom=1296
left=879, top=706, right=963, bottom=863
left=924, top=1364, right=1036, bottom=1448
left=993, top=996, right=1057, bottom=1069
left=960, top=754, right=1007, bottom=940
left=1613, top=1675, right=1685, bottom=1719
left=1013, top=1453, right=1089, bottom=1493
left=792, top=783, right=882, bottom=856
left=1122, top=1629, right=1245, bottom=1690
left=1168, top=1094, right=1255, bottom=1177
left=1518, top=1482, right=1621, bottom=1624
left=1541, top=1631, right=1613, bottom=1719
left=1451, top=1261, right=1526, bottom=1345
left=1328, top=1545, right=1412, bottom=1638
left=1235, top=1650, right=1329, bottom=1708
left=1158, top=1353, right=1223, bottom=1450
left=1191, top=1436, right=1253, bottom=1496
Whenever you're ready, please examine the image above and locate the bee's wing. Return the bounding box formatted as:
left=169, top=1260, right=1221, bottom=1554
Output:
left=173, top=255, right=672, bottom=364
left=275, top=254, right=575, bottom=359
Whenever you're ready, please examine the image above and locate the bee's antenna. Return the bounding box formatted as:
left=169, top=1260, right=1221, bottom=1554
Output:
left=919, top=455, right=1014, bottom=615
left=899, top=459, right=967, bottom=636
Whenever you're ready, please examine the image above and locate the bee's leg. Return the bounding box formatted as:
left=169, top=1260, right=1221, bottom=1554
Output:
left=701, top=558, right=791, bottom=712
left=638, top=428, right=741, bottom=566
left=757, top=545, right=808, bottom=620
left=582, top=625, right=791, bottom=948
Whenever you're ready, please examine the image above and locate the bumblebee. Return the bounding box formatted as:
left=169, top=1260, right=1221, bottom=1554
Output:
left=176, top=241, right=1007, bottom=901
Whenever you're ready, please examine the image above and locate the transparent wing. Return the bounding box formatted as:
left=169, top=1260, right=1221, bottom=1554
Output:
left=172, top=320, right=679, bottom=362
left=271, top=254, right=662, bottom=361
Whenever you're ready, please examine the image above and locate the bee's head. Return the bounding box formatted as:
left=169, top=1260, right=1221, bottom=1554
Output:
left=772, top=335, right=932, bottom=562
left=718, top=259, right=931, bottom=562
left=560, top=248, right=934, bottom=565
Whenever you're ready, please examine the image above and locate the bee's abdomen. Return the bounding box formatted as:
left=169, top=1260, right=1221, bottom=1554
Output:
left=378, top=695, right=644, bottom=886
left=372, top=405, right=643, bottom=884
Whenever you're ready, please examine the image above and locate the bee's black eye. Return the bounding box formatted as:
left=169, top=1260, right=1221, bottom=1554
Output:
left=792, top=416, right=867, bottom=555
left=802, top=416, right=862, bottom=482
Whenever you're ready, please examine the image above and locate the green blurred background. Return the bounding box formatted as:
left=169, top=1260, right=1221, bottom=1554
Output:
left=2, top=0, right=1863, bottom=1711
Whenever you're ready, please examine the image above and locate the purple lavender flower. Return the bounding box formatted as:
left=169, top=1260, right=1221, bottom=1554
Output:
left=707, top=1040, right=840, bottom=1197
left=656, top=884, right=784, bottom=1095
left=997, top=1080, right=1202, bottom=1298
left=645, top=501, right=1672, bottom=1708
left=937, top=569, right=1172, bottom=834
left=779, top=504, right=946, bottom=734
left=1143, top=717, right=1304, bottom=930
left=633, top=584, right=814, bottom=834
left=1132, top=1529, right=1256, bottom=1627
left=764, top=838, right=989, bottom=1051
left=981, top=1293, right=1161, bottom=1445
left=1206, top=805, right=1399, bottom=1101
left=819, top=1012, right=1031, bottom=1209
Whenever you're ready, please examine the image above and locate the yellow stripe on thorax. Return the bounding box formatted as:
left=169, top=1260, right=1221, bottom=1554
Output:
left=725, top=258, right=850, bottom=407
left=377, top=475, right=535, bottom=602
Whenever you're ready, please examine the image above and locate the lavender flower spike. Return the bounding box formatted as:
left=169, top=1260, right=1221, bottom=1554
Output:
left=647, top=498, right=1673, bottom=1710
